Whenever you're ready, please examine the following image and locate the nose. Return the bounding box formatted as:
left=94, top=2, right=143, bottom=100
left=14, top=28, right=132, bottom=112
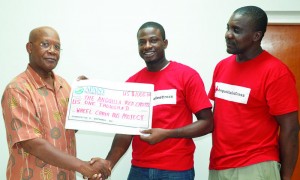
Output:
left=145, top=41, right=152, bottom=49
left=48, top=45, right=58, bottom=53
left=225, top=30, right=233, bottom=39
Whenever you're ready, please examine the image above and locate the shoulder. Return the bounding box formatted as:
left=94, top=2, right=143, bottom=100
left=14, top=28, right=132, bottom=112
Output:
left=127, top=67, right=147, bottom=82
left=169, top=61, right=205, bottom=86
left=2, top=72, right=31, bottom=103
left=54, top=74, right=70, bottom=87
left=170, top=61, right=199, bottom=75
left=5, top=71, right=28, bottom=90
left=215, top=55, right=235, bottom=67
left=261, top=51, right=292, bottom=74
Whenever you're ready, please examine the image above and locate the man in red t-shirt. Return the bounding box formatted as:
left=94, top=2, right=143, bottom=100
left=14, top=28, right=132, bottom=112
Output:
left=91, top=21, right=213, bottom=180
left=208, top=6, right=299, bottom=180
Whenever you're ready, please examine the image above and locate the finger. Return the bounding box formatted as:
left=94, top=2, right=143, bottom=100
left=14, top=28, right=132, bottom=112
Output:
left=89, top=157, right=99, bottom=164
left=140, top=132, right=151, bottom=139
left=98, top=174, right=102, bottom=180
left=97, top=173, right=102, bottom=178
left=140, top=129, right=151, bottom=134
left=77, top=75, right=88, bottom=81
left=89, top=159, right=95, bottom=165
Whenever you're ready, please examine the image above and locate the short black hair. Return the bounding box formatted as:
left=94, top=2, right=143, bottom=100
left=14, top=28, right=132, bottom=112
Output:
left=234, top=6, right=268, bottom=35
left=137, top=21, right=166, bottom=40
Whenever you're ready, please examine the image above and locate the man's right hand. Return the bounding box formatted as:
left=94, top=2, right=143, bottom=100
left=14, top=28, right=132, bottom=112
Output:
left=88, top=157, right=112, bottom=180
left=79, top=161, right=103, bottom=179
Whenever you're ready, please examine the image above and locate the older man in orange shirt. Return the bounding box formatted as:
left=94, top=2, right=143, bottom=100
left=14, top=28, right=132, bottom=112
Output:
left=1, top=26, right=110, bottom=180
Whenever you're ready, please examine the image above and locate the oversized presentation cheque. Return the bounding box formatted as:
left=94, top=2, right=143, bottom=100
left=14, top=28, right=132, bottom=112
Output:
left=66, top=79, right=154, bottom=135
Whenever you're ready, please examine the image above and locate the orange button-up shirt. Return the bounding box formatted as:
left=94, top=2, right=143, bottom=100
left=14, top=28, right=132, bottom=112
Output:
left=2, top=65, right=76, bottom=180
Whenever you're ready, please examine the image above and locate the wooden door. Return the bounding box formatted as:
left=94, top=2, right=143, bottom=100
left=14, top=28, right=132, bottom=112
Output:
left=261, top=25, right=300, bottom=180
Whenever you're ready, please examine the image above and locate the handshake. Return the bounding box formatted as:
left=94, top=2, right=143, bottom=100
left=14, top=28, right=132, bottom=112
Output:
left=80, top=157, right=112, bottom=180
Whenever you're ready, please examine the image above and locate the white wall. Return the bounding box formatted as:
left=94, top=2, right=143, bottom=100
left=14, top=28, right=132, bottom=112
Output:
left=1, top=0, right=299, bottom=179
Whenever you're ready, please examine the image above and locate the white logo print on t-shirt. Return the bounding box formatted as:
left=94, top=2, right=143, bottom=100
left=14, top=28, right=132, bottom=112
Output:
left=215, top=82, right=251, bottom=104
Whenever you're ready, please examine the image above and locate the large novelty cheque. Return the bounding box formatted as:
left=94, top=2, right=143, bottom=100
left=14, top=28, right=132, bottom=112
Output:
left=66, top=79, right=154, bottom=135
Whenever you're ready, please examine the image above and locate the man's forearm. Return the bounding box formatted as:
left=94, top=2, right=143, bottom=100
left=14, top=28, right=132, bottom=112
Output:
left=20, top=138, right=96, bottom=177
left=279, top=128, right=299, bottom=179
left=106, top=134, right=132, bottom=169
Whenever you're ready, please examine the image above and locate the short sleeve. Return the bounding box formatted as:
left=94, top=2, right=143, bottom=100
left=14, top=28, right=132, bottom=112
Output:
left=185, top=73, right=212, bottom=113
left=266, top=73, right=298, bottom=115
left=2, top=83, right=42, bottom=149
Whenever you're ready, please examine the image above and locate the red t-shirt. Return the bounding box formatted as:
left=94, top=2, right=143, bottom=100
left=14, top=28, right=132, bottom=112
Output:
left=127, top=61, right=212, bottom=170
left=208, top=51, right=298, bottom=170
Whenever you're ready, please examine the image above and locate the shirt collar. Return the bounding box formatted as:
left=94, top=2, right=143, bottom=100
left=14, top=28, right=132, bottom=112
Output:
left=25, top=64, right=63, bottom=90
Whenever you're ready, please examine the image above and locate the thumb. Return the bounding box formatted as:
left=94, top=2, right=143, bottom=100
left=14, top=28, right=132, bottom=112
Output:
left=89, top=158, right=98, bottom=165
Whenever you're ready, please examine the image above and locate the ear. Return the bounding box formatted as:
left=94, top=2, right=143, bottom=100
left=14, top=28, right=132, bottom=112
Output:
left=163, top=39, right=168, bottom=49
left=26, top=42, right=32, bottom=53
left=253, top=31, right=263, bottom=42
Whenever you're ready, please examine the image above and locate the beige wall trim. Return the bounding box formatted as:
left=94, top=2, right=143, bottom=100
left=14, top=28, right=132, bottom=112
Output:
left=266, top=11, right=300, bottom=24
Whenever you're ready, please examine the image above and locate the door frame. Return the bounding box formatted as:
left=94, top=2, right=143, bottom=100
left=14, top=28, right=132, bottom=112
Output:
left=265, top=11, right=300, bottom=180
left=266, top=11, right=300, bottom=24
